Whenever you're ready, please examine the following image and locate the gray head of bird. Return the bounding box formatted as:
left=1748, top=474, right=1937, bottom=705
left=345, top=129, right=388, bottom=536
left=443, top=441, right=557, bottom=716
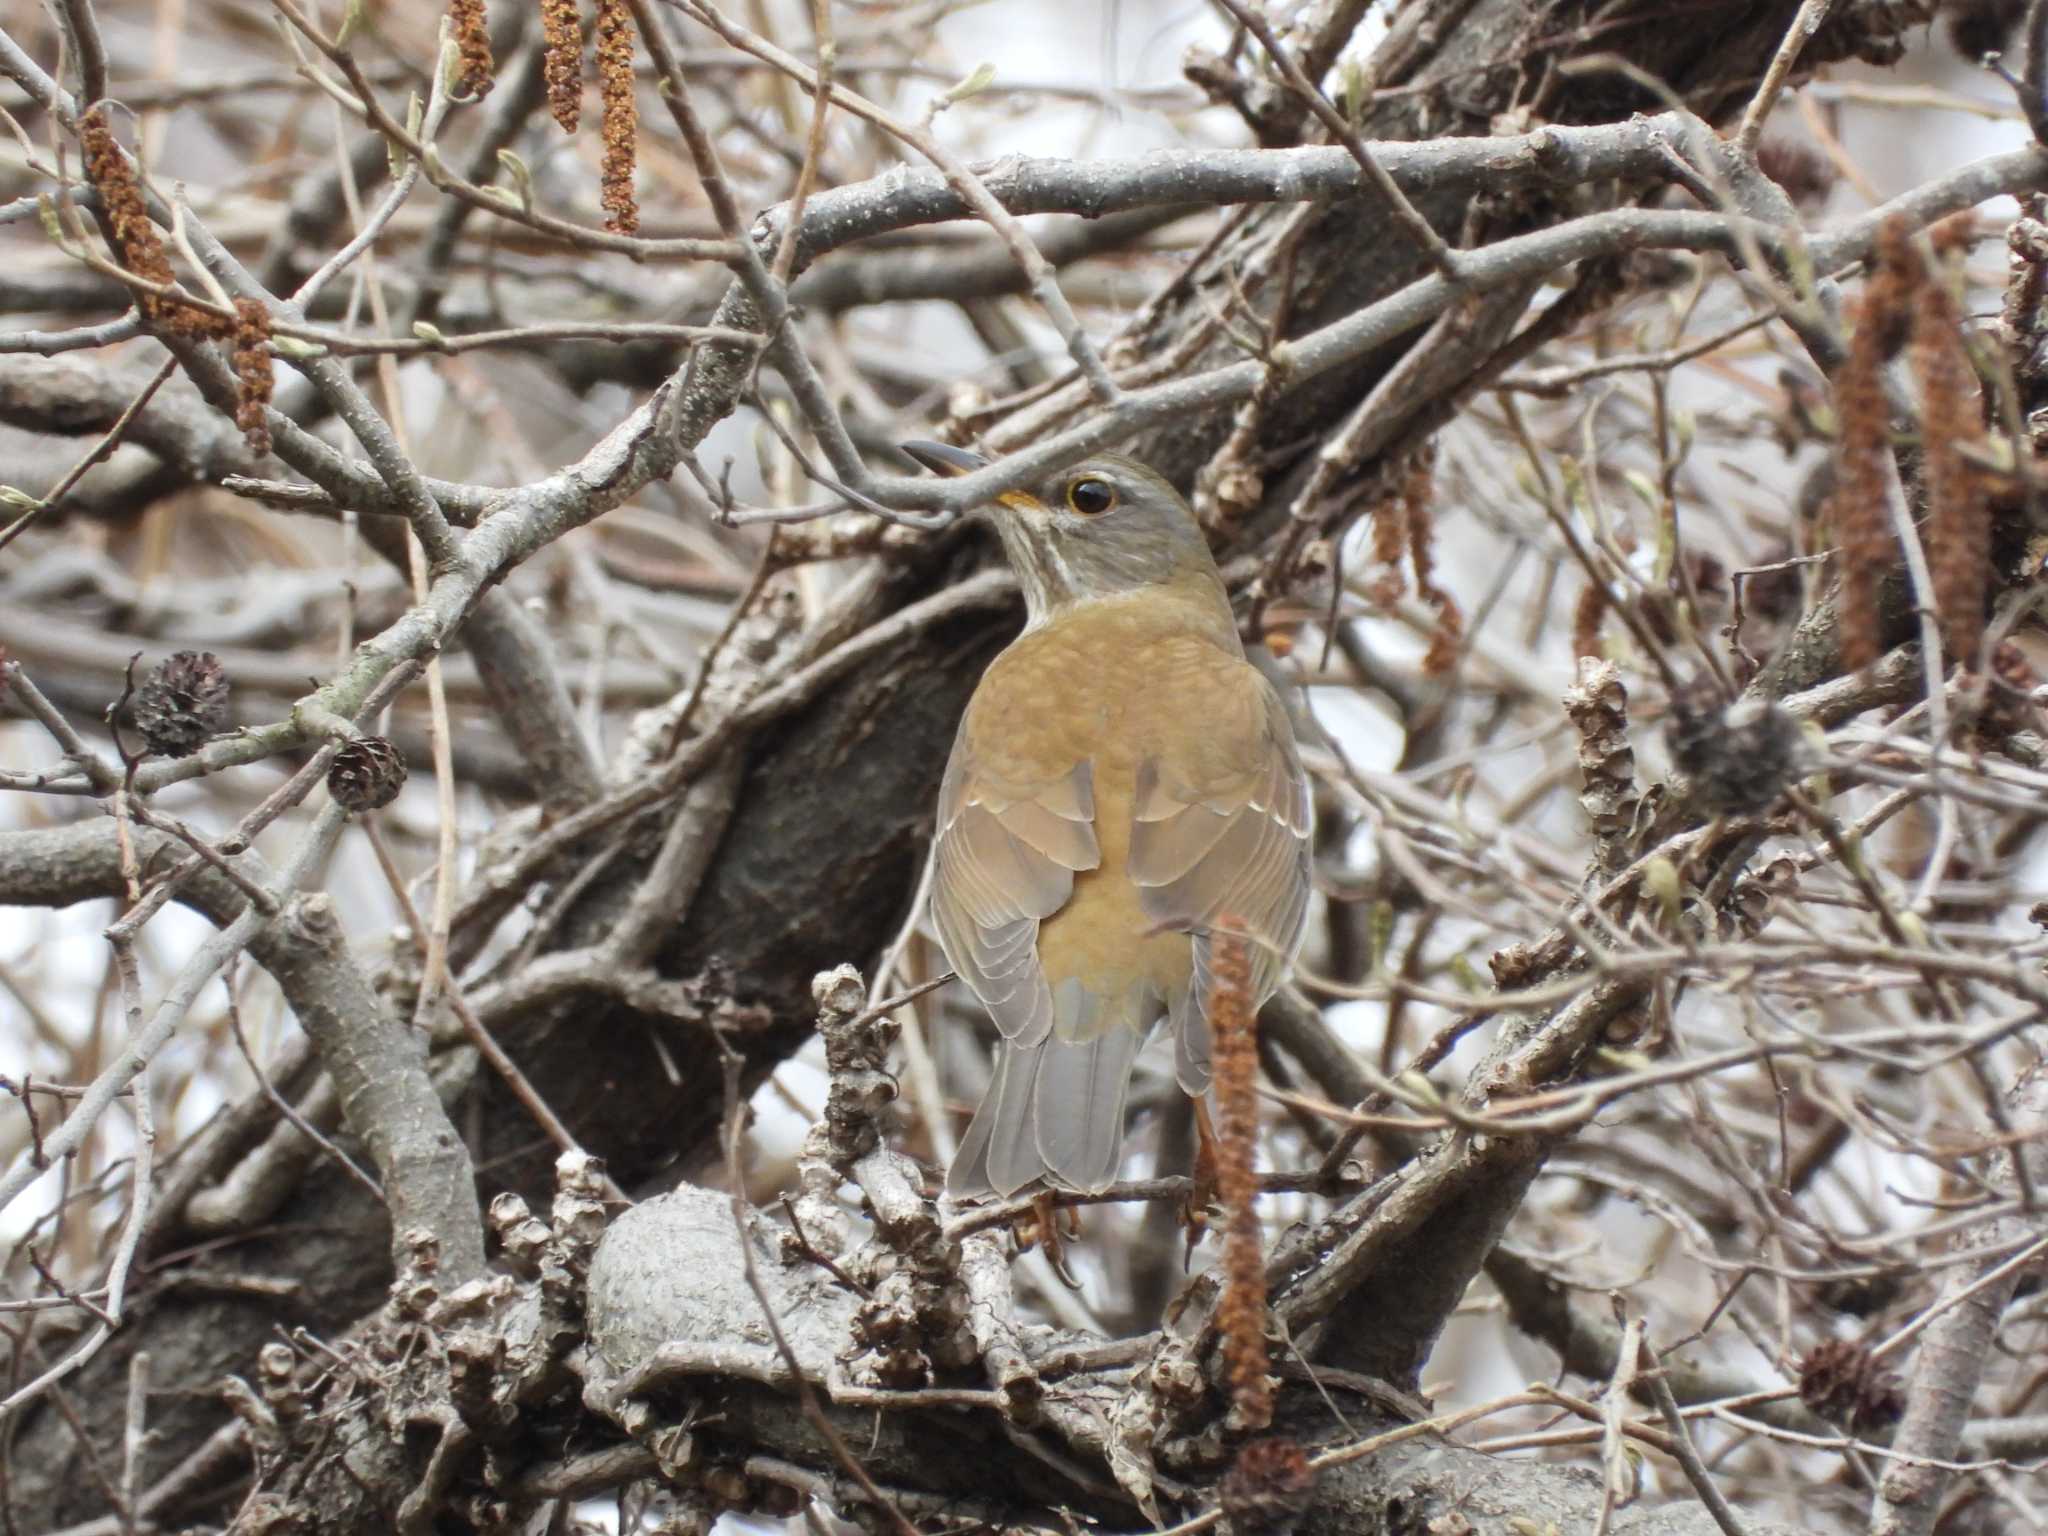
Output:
left=901, top=441, right=1223, bottom=623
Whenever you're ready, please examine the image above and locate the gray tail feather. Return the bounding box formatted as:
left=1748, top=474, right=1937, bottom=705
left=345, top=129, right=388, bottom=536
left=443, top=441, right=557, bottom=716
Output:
left=947, top=1028, right=1145, bottom=1199
left=1169, top=924, right=1301, bottom=1099
left=1171, top=936, right=1214, bottom=1096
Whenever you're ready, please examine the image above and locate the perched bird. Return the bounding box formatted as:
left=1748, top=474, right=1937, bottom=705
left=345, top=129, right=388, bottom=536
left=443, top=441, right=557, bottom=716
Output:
left=902, top=442, right=1313, bottom=1200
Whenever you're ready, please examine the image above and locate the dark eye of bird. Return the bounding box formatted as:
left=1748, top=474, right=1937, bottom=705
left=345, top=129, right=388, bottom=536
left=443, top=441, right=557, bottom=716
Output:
left=1066, top=477, right=1116, bottom=516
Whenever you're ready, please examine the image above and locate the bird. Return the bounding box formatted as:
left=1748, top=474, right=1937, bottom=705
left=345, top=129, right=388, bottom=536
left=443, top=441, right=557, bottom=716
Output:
left=901, top=441, right=1313, bottom=1201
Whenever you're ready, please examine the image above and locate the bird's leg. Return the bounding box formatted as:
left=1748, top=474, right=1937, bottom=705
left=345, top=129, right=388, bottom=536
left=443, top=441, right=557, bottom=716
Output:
left=1180, top=1094, right=1220, bottom=1262
left=1019, top=1191, right=1084, bottom=1289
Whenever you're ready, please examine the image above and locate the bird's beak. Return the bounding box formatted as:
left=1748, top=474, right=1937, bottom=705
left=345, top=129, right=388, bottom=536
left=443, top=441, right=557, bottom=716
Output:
left=899, top=440, right=1045, bottom=515
left=900, top=440, right=984, bottom=477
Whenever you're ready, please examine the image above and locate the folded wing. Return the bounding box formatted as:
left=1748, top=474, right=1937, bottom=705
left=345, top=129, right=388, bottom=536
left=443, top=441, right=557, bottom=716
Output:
left=929, top=715, right=1108, bottom=1195
left=929, top=708, right=1099, bottom=1042
left=1129, top=664, right=1312, bottom=1094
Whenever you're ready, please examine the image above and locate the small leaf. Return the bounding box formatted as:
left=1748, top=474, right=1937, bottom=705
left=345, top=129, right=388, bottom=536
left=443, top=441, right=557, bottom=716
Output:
left=1448, top=953, right=1483, bottom=993
left=1622, top=468, right=1661, bottom=511
left=1643, top=855, right=1683, bottom=927
left=438, top=30, right=465, bottom=99
left=1558, top=454, right=1586, bottom=511
left=941, top=61, right=996, bottom=106
left=1781, top=236, right=1817, bottom=303
left=496, top=148, right=535, bottom=215
left=1798, top=722, right=1832, bottom=801
left=335, top=0, right=366, bottom=48
left=1339, top=59, right=1371, bottom=126
left=1367, top=899, right=1394, bottom=976
left=1593, top=1046, right=1654, bottom=1075
left=1394, top=1070, right=1443, bottom=1109
left=389, top=92, right=423, bottom=179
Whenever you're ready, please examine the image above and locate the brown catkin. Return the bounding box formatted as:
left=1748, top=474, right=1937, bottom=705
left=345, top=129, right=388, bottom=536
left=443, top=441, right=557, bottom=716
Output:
left=1401, top=444, right=1463, bottom=676
left=1928, top=209, right=1979, bottom=260
left=1912, top=264, right=1991, bottom=669
left=1210, top=924, right=1272, bottom=1433
left=232, top=299, right=274, bottom=458
left=1220, top=1438, right=1316, bottom=1536
left=78, top=108, right=223, bottom=338
left=1367, top=507, right=1406, bottom=580
left=595, top=0, right=639, bottom=235
left=541, top=0, right=583, bottom=134
left=450, top=0, right=494, bottom=99
left=79, top=109, right=169, bottom=290
left=1572, top=581, right=1609, bottom=661
left=1862, top=218, right=1921, bottom=359
left=1399, top=443, right=1438, bottom=590
left=1367, top=467, right=1408, bottom=576
left=1829, top=220, right=1917, bottom=671
left=1419, top=592, right=1464, bottom=677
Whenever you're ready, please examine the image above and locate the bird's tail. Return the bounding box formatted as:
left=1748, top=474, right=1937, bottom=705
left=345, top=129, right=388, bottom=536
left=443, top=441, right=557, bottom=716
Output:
left=948, top=1023, right=1146, bottom=1199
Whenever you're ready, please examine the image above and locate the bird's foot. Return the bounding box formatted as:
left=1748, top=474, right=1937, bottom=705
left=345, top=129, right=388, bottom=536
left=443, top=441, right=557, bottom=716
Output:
left=1017, top=1192, right=1084, bottom=1288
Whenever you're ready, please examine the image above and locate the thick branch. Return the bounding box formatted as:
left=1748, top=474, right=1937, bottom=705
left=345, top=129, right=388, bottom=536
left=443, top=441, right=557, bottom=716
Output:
left=0, top=820, right=484, bottom=1281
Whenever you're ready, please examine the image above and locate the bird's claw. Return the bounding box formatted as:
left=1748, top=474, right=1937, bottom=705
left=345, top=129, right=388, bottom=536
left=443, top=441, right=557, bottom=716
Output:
left=1018, top=1192, right=1085, bottom=1289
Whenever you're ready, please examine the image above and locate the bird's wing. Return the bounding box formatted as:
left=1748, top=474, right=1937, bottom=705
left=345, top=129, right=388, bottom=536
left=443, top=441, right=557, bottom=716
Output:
left=929, top=709, right=1099, bottom=1049
left=1129, top=660, right=1312, bottom=1093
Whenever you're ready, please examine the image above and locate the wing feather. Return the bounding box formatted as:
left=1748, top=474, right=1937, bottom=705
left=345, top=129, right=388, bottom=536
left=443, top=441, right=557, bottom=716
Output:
left=1130, top=667, right=1312, bottom=1094
left=929, top=716, right=1098, bottom=1048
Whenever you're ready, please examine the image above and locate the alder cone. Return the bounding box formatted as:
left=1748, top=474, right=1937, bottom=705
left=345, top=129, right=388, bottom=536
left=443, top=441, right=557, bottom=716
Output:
left=1798, top=1338, right=1904, bottom=1431
left=328, top=736, right=407, bottom=812
left=132, top=650, right=229, bottom=758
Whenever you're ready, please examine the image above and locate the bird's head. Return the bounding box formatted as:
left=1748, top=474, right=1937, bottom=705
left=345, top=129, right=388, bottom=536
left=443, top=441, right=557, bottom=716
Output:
left=901, top=441, right=1220, bottom=623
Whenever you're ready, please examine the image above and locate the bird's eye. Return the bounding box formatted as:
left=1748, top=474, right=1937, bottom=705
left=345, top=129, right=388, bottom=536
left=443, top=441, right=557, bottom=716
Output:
left=1066, top=477, right=1116, bottom=516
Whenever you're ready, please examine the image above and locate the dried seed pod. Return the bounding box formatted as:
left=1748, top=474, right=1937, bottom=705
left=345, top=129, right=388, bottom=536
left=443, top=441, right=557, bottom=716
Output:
left=1666, top=688, right=1803, bottom=815
left=1565, top=658, right=1638, bottom=875
left=328, top=735, right=407, bottom=811
left=1489, top=941, right=1538, bottom=989
left=1798, top=1337, right=1904, bottom=1431
left=132, top=650, right=229, bottom=757
left=255, top=1341, right=306, bottom=1423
